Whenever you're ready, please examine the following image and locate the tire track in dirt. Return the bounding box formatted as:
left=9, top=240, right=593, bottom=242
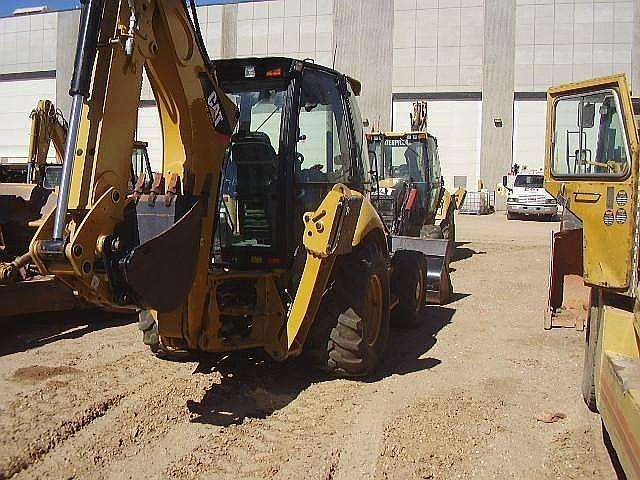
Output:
left=164, top=365, right=361, bottom=480
left=1, top=351, right=211, bottom=479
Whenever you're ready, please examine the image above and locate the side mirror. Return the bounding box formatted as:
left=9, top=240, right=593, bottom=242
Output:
left=363, top=118, right=370, bottom=128
left=502, top=175, right=508, bottom=187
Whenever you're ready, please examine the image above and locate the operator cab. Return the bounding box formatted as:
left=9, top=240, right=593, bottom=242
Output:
left=213, top=57, right=371, bottom=269
left=366, top=132, right=443, bottom=232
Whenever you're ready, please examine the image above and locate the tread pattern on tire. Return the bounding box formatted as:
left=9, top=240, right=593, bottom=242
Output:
left=304, top=242, right=390, bottom=377
left=391, top=251, right=426, bottom=328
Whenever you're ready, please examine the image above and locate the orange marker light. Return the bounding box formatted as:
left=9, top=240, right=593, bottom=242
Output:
left=266, top=68, right=283, bottom=78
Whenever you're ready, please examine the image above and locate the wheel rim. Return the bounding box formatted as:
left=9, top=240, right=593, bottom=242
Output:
left=415, top=269, right=425, bottom=312
left=364, top=273, right=383, bottom=346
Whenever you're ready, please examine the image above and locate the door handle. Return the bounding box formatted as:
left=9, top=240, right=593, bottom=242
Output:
left=573, top=192, right=601, bottom=203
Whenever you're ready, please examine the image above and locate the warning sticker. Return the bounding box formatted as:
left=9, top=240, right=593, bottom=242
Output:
left=615, top=208, right=628, bottom=224
left=616, top=190, right=628, bottom=206
left=603, top=210, right=614, bottom=226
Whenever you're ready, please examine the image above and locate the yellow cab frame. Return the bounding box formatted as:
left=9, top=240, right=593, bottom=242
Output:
left=545, top=74, right=640, bottom=478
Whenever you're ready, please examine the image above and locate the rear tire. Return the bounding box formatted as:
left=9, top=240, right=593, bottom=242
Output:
left=507, top=211, right=516, bottom=220
left=582, top=287, right=600, bottom=412
left=305, top=242, right=390, bottom=377
left=391, top=251, right=427, bottom=328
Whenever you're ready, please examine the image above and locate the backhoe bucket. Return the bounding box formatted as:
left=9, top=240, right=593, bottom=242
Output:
left=391, top=235, right=452, bottom=305
left=119, top=197, right=203, bottom=313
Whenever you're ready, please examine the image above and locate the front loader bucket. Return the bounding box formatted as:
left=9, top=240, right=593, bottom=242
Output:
left=122, top=198, right=203, bottom=313
left=391, top=235, right=452, bottom=305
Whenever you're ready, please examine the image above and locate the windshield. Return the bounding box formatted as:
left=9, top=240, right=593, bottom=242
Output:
left=514, top=174, right=544, bottom=188
left=381, top=139, right=425, bottom=182
left=215, top=84, right=287, bottom=264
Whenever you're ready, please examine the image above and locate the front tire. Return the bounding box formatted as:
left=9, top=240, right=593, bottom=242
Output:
left=391, top=251, right=427, bottom=328
left=582, top=288, right=600, bottom=412
left=305, top=242, right=391, bottom=377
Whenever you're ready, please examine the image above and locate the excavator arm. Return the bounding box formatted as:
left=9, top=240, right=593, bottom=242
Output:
left=27, top=99, right=68, bottom=184
left=29, top=0, right=237, bottom=313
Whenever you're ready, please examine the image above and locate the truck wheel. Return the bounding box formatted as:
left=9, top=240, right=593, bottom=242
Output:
left=305, top=242, right=390, bottom=377
left=391, top=251, right=427, bottom=328
left=507, top=211, right=515, bottom=220
left=421, top=224, right=444, bottom=239
left=582, top=288, right=601, bottom=412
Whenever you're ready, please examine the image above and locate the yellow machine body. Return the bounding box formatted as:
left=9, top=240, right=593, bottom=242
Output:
left=24, top=0, right=398, bottom=374
left=544, top=74, right=640, bottom=478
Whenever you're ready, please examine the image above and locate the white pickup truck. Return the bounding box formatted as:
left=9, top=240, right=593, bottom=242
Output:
left=506, top=171, right=558, bottom=220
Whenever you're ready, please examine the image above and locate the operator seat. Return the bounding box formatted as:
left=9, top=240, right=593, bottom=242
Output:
left=230, top=132, right=278, bottom=245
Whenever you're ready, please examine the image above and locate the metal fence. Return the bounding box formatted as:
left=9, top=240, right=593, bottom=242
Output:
left=459, top=190, right=495, bottom=215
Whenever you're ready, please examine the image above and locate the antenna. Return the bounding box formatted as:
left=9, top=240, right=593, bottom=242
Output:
left=332, top=45, right=337, bottom=69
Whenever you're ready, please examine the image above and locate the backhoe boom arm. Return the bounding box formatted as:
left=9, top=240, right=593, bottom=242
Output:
left=30, top=0, right=237, bottom=313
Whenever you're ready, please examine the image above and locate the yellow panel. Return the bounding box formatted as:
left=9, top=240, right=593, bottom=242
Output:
left=544, top=74, right=639, bottom=289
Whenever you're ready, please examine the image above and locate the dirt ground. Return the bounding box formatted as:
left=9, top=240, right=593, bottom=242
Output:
left=0, top=212, right=619, bottom=480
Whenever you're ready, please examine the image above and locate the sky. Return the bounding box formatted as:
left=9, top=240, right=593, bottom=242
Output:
left=0, top=0, right=244, bottom=17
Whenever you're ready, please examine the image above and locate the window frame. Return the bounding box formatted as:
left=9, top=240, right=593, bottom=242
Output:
left=294, top=67, right=353, bottom=186
left=550, top=87, right=633, bottom=181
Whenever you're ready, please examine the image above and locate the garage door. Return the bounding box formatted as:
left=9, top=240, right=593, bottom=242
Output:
left=392, top=99, right=482, bottom=191
left=513, top=100, right=546, bottom=172
left=137, top=105, right=163, bottom=173
left=0, top=78, right=56, bottom=163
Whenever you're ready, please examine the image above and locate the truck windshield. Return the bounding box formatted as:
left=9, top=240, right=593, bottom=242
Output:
left=382, top=139, right=425, bottom=182
left=514, top=175, right=544, bottom=188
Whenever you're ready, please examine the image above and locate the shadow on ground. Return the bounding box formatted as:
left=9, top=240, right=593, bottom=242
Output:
left=187, top=305, right=455, bottom=427
left=508, top=214, right=560, bottom=223
left=0, top=309, right=136, bottom=357
left=451, top=242, right=486, bottom=263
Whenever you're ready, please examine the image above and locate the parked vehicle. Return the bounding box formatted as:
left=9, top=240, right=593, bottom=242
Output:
left=506, top=171, right=557, bottom=219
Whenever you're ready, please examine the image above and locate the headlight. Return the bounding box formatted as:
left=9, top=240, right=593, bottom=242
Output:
left=545, top=198, right=556, bottom=205
left=507, top=197, right=518, bottom=203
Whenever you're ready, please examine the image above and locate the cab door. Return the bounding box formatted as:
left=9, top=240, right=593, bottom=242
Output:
left=545, top=74, right=639, bottom=290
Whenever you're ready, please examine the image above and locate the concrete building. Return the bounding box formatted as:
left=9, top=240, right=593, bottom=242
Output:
left=0, top=0, right=638, bottom=191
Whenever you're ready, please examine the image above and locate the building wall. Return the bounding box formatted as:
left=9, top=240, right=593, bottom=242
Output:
left=392, top=0, right=485, bottom=93
left=0, top=77, right=56, bottom=162
left=515, top=0, right=634, bottom=91
left=0, top=12, right=57, bottom=75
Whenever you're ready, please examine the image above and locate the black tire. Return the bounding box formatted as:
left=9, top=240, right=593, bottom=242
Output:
left=305, top=242, right=391, bottom=377
left=582, top=288, right=600, bottom=412
left=507, top=211, right=516, bottom=220
left=421, top=224, right=444, bottom=239
left=391, top=251, right=427, bottom=328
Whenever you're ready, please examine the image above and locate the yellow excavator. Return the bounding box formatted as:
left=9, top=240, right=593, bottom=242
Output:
left=24, top=0, right=439, bottom=376
left=544, top=74, right=640, bottom=478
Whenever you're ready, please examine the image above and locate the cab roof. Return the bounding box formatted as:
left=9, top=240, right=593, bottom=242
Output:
left=366, top=131, right=435, bottom=141
left=213, top=56, right=361, bottom=95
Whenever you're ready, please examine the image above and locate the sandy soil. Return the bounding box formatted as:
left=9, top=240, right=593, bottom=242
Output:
left=0, top=212, right=618, bottom=480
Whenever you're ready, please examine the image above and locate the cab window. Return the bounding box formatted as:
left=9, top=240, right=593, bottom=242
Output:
left=552, top=89, right=630, bottom=177
left=427, top=137, right=441, bottom=185
left=296, top=70, right=350, bottom=183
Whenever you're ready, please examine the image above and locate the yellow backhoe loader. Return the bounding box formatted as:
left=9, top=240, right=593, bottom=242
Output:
left=365, top=101, right=465, bottom=304
left=27, top=0, right=440, bottom=376
left=0, top=98, right=152, bottom=316
left=544, top=74, right=640, bottom=478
